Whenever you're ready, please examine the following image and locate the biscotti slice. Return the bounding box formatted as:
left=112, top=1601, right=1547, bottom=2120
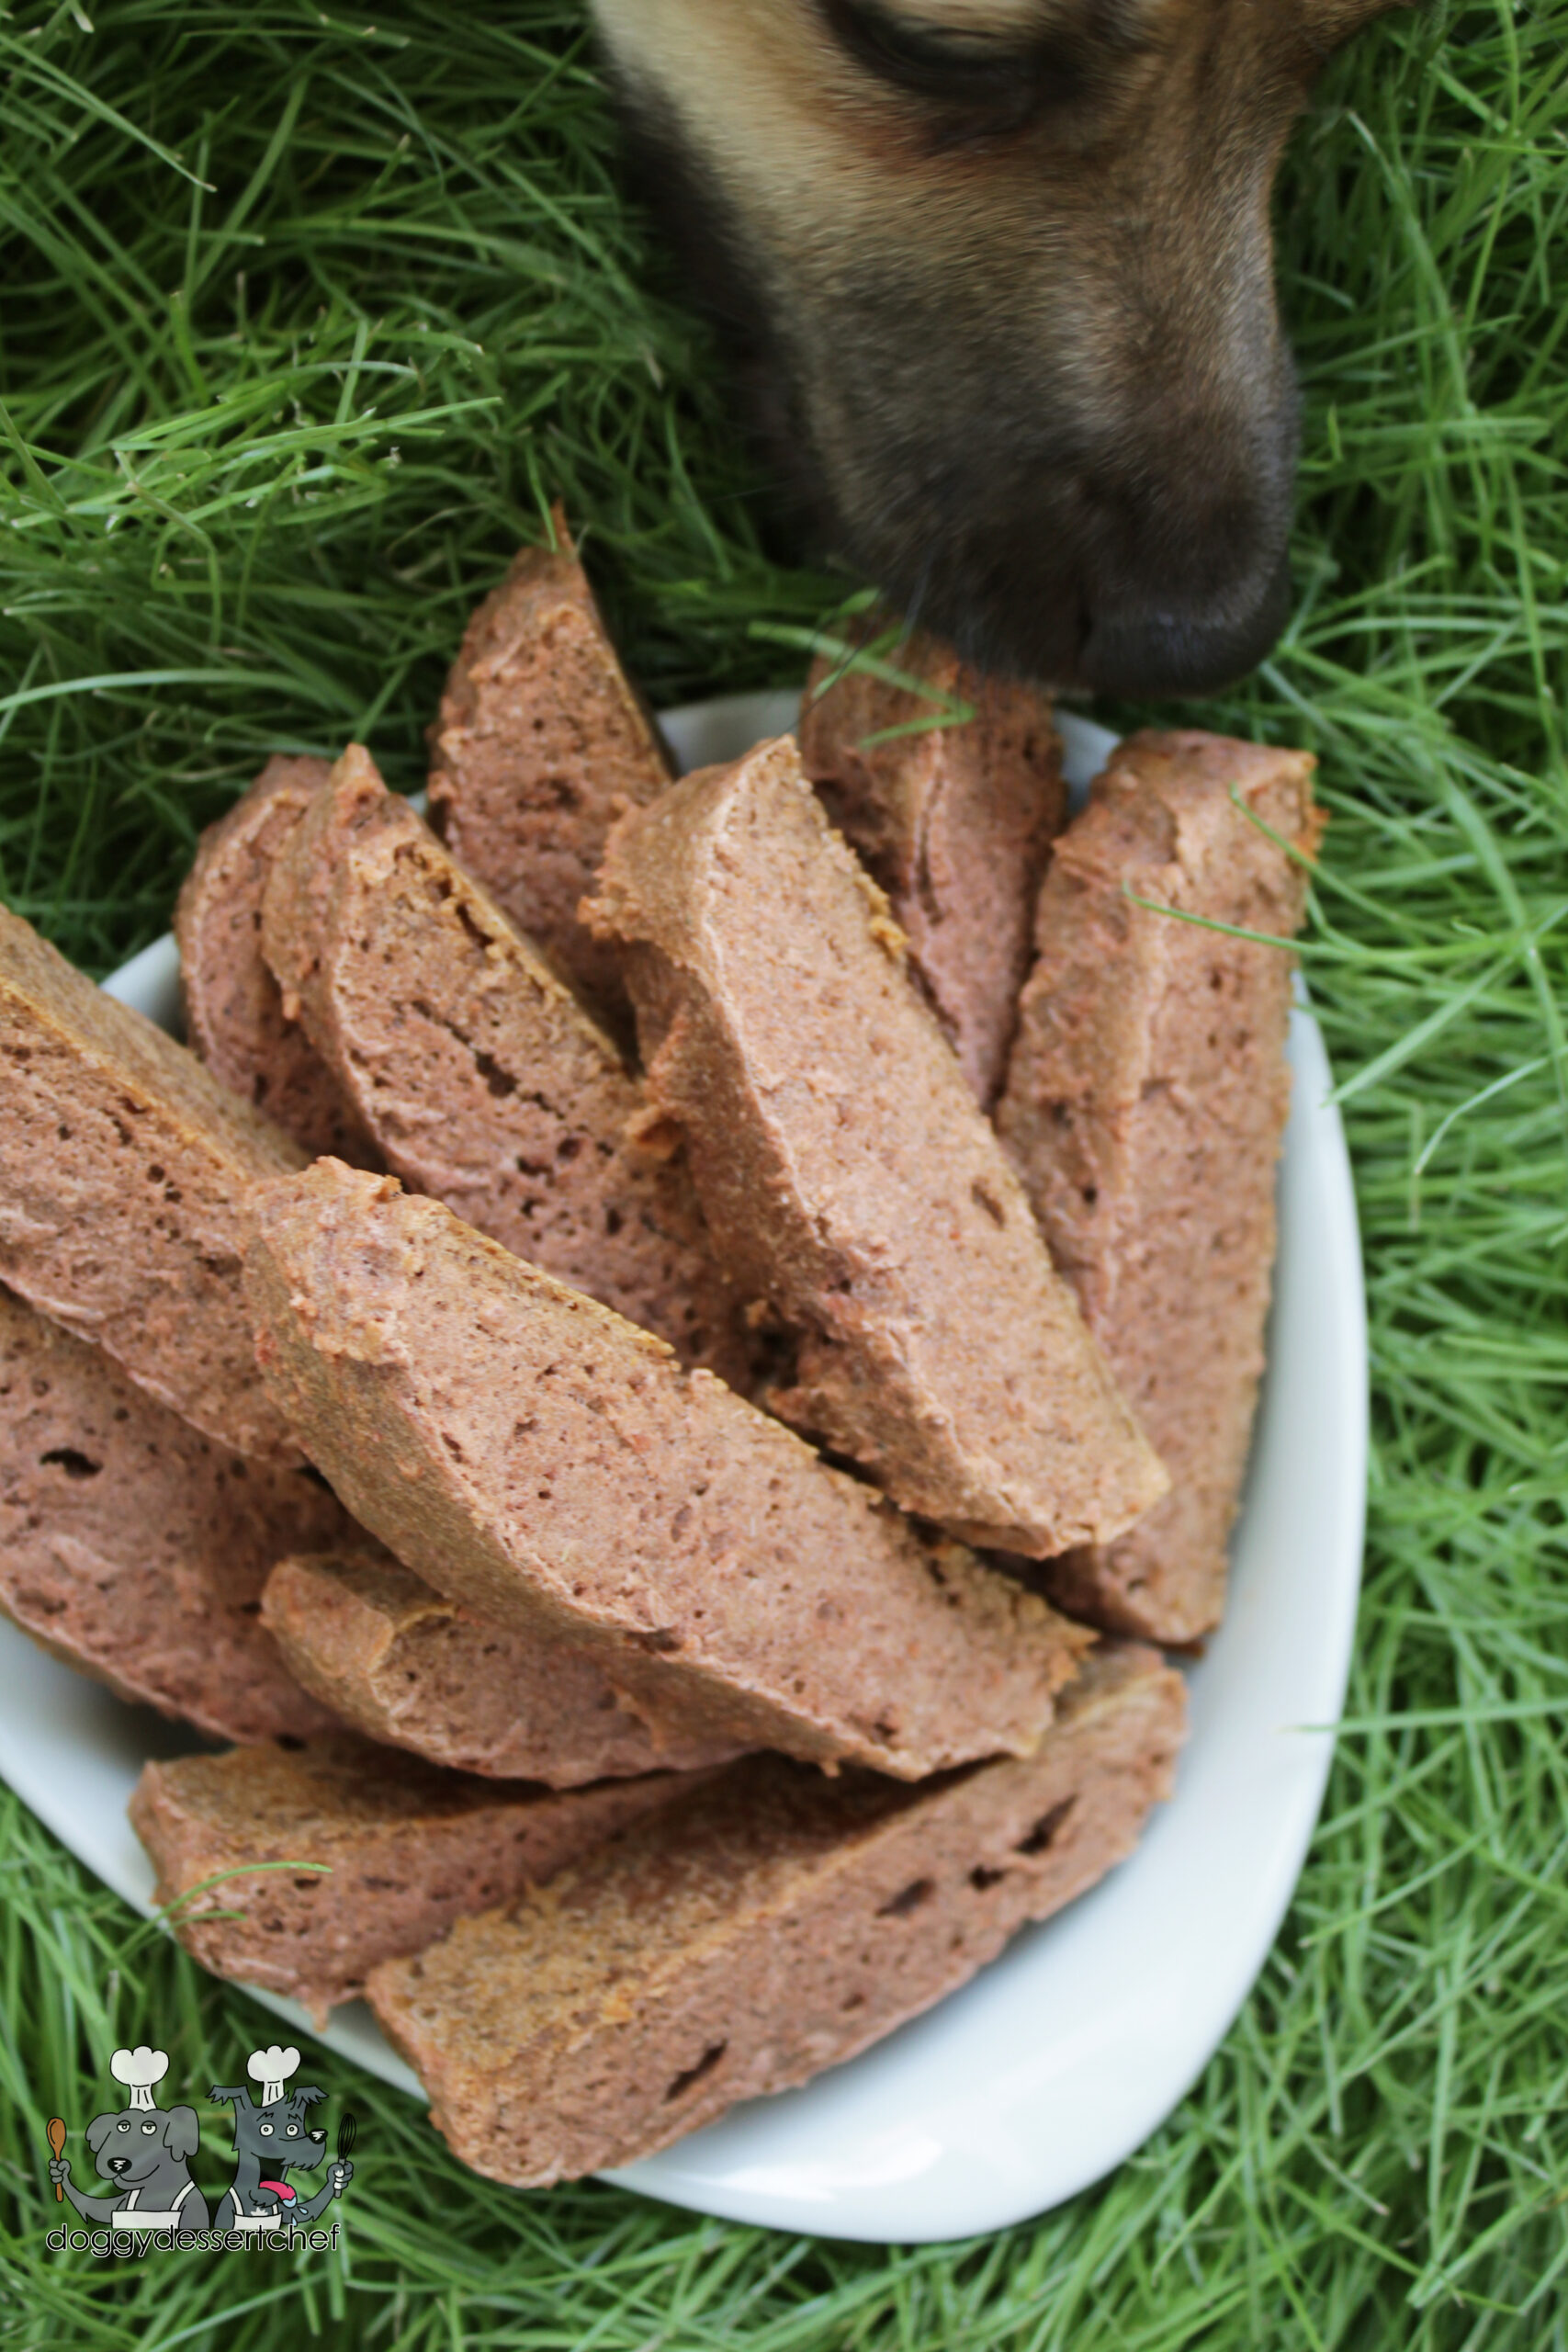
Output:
left=585, top=738, right=1167, bottom=1556
left=367, top=1642, right=1183, bottom=2186
left=0, top=904, right=305, bottom=1462
left=0, top=1285, right=346, bottom=1741
left=427, top=522, right=671, bottom=1011
left=245, top=1161, right=1090, bottom=1780
left=799, top=628, right=1066, bottom=1106
left=130, top=1733, right=694, bottom=2025
left=259, top=746, right=750, bottom=1384
left=263, top=1550, right=745, bottom=1786
left=176, top=754, right=377, bottom=1162
left=997, top=731, right=1320, bottom=1643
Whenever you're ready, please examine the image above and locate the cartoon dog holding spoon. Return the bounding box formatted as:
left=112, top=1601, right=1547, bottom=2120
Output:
left=47, top=2046, right=210, bottom=2232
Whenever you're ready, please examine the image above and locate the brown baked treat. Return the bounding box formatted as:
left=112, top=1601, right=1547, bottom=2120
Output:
left=175, top=754, right=377, bottom=1163
left=0, top=903, right=305, bottom=1462
left=997, top=730, right=1320, bottom=1643
left=799, top=628, right=1066, bottom=1107
left=367, top=1643, right=1183, bottom=2186
left=0, top=1285, right=345, bottom=1741
left=130, top=1733, right=693, bottom=2025
left=263, top=1550, right=746, bottom=1786
left=259, top=746, right=750, bottom=1384
left=426, top=522, right=671, bottom=1012
left=245, top=1161, right=1090, bottom=1780
left=585, top=738, right=1167, bottom=1557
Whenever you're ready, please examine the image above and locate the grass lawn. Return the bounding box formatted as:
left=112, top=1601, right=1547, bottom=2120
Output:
left=1, top=1, right=1566, bottom=2343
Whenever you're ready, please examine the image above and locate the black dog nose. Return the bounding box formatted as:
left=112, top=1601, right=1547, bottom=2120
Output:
left=310, top=2130, right=325, bottom=2143
left=1077, top=547, right=1294, bottom=698
left=107, top=2156, right=131, bottom=2175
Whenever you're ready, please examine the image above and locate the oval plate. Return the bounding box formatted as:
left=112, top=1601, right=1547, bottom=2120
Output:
left=0, top=695, right=1365, bottom=2243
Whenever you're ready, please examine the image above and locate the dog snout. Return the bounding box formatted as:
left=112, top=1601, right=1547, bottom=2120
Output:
left=107, top=2155, right=131, bottom=2175
left=1068, top=411, right=1301, bottom=695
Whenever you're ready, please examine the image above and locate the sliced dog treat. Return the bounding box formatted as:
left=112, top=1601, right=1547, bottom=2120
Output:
left=0, top=1285, right=346, bottom=1741
left=799, top=628, right=1065, bottom=1107
left=262, top=1549, right=746, bottom=1786
left=259, top=746, right=751, bottom=1385
left=426, top=521, right=671, bottom=1012
left=175, top=754, right=377, bottom=1163
left=585, top=738, right=1167, bottom=1556
left=997, top=730, right=1320, bottom=1643
left=0, top=903, right=305, bottom=1462
left=130, top=1733, right=694, bottom=2025
left=244, top=1162, right=1089, bottom=1780
left=367, top=1642, right=1184, bottom=2186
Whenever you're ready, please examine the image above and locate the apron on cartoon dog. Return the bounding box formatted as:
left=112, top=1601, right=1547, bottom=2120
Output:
left=116, top=2179, right=199, bottom=2233
left=226, top=2184, right=302, bottom=2235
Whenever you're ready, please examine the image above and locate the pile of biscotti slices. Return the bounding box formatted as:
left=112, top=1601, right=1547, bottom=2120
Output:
left=0, top=518, right=1321, bottom=2189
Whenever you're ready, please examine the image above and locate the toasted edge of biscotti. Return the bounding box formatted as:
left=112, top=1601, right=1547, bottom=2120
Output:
left=262, top=1549, right=748, bottom=1786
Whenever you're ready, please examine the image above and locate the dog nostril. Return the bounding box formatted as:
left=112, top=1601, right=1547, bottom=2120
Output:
left=1079, top=547, right=1293, bottom=698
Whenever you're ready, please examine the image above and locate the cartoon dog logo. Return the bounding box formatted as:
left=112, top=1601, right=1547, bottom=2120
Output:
left=207, top=2045, right=352, bottom=2233
left=47, top=2046, right=210, bottom=2232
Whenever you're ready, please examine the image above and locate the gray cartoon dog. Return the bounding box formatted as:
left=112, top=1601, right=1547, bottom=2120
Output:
left=48, top=2047, right=210, bottom=2231
left=208, top=2045, right=352, bottom=2233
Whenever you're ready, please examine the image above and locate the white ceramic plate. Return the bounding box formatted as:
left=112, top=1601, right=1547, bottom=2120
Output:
left=0, top=694, right=1366, bottom=2244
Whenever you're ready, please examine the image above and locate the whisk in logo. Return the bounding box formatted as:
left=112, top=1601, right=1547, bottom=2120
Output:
left=45, top=2041, right=355, bottom=2256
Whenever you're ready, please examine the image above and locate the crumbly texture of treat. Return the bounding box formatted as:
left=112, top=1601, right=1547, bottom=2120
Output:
left=175, top=755, right=377, bottom=1162
left=263, top=1550, right=745, bottom=1786
left=130, top=1733, right=690, bottom=2024
left=0, top=903, right=305, bottom=1462
left=799, top=630, right=1066, bottom=1107
left=426, top=526, right=671, bottom=1013
left=585, top=738, right=1167, bottom=1556
left=259, top=747, right=751, bottom=1384
left=245, top=1162, right=1089, bottom=1779
left=0, top=1285, right=346, bottom=1740
left=367, top=1643, right=1184, bottom=2186
left=997, top=730, right=1321, bottom=1643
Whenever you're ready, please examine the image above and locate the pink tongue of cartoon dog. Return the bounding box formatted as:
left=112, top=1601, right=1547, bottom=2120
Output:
left=260, top=2179, right=296, bottom=2202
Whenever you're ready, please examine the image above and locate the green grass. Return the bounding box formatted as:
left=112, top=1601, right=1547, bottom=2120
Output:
left=1, top=0, right=1566, bottom=2342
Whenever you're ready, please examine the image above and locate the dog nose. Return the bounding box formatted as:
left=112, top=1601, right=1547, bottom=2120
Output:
left=310, top=2130, right=325, bottom=2143
left=1077, top=546, right=1294, bottom=698
left=107, top=2156, right=131, bottom=2175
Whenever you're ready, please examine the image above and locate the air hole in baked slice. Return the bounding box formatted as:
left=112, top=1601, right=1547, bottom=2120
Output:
left=877, top=1877, right=935, bottom=1918
left=1015, top=1797, right=1076, bottom=1856
left=39, top=1447, right=101, bottom=1479
left=665, top=2041, right=728, bottom=2102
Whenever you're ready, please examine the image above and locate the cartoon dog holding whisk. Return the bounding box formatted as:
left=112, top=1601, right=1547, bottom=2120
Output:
left=208, top=2044, right=353, bottom=2233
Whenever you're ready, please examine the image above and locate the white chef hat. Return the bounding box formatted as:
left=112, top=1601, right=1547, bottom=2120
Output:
left=247, top=2044, right=301, bottom=2106
left=110, top=2047, right=170, bottom=2112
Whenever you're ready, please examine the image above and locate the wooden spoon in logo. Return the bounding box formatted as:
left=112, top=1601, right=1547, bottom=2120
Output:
left=47, top=2117, right=65, bottom=2199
